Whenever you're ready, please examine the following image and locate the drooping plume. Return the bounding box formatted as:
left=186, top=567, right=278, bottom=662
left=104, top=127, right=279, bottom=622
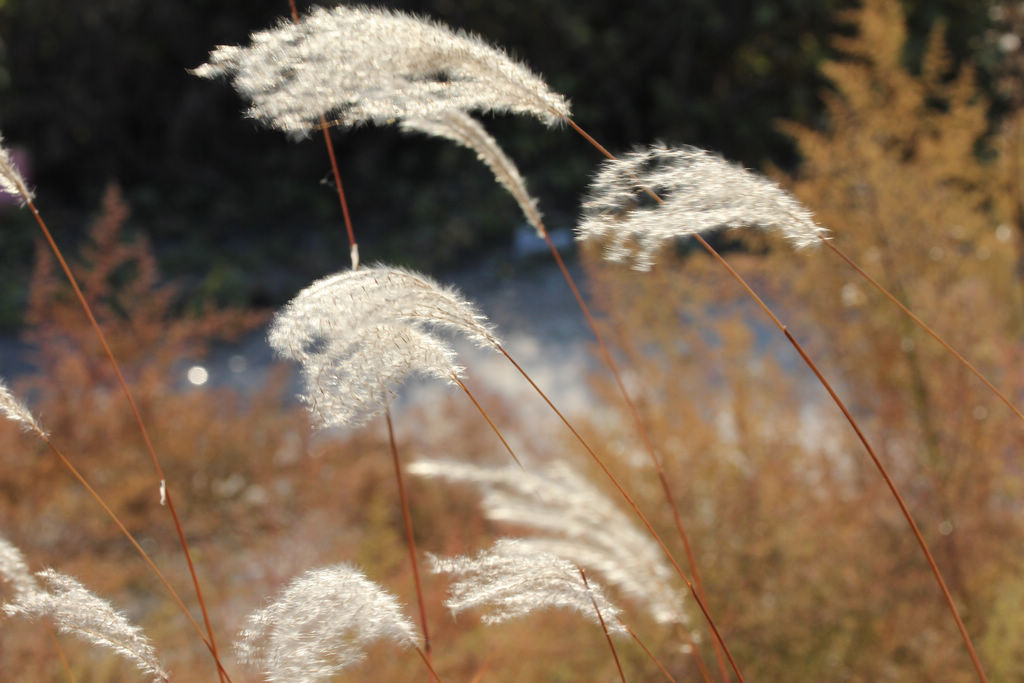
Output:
left=0, top=536, right=38, bottom=603
left=235, top=564, right=419, bottom=682
left=577, top=144, right=829, bottom=270
left=401, top=111, right=544, bottom=235
left=430, top=538, right=626, bottom=634
left=0, top=379, right=46, bottom=436
left=0, top=134, right=31, bottom=202
left=4, top=569, right=168, bottom=682
left=411, top=459, right=686, bottom=625
left=193, top=5, right=571, bottom=135
left=268, top=265, right=500, bottom=427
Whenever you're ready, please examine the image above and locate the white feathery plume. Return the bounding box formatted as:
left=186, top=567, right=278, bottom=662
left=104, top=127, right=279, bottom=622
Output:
left=4, top=569, right=168, bottom=682
left=269, top=265, right=500, bottom=427
left=401, top=111, right=544, bottom=236
left=430, top=538, right=626, bottom=634
left=0, top=379, right=46, bottom=436
left=235, top=564, right=419, bottom=683
left=193, top=5, right=570, bottom=135
left=577, top=143, right=829, bottom=270
left=0, top=536, right=39, bottom=603
left=0, top=134, right=32, bottom=202
left=410, top=459, right=687, bottom=625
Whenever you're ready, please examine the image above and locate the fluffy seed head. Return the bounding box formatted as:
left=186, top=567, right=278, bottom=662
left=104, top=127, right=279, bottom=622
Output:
left=0, top=536, right=38, bottom=603
left=411, top=459, right=686, bottom=625
left=193, top=5, right=570, bottom=135
left=0, top=379, right=46, bottom=436
left=431, top=538, right=626, bottom=634
left=4, top=569, right=167, bottom=682
left=401, top=112, right=544, bottom=235
left=269, top=266, right=500, bottom=427
left=0, top=134, right=32, bottom=202
left=235, top=564, right=419, bottom=682
left=577, top=144, right=829, bottom=270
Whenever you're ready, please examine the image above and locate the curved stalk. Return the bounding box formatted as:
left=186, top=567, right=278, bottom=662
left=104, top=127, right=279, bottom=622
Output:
left=563, top=116, right=988, bottom=683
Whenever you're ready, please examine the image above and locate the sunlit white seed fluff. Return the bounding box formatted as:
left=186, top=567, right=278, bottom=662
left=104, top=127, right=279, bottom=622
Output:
left=0, top=134, right=31, bottom=202
left=235, top=564, right=418, bottom=683
left=3, top=569, right=167, bottom=682
left=0, top=535, right=38, bottom=602
left=0, top=379, right=45, bottom=436
left=430, top=538, right=626, bottom=634
left=411, top=459, right=686, bottom=625
left=193, top=5, right=571, bottom=135
left=577, top=144, right=829, bottom=270
left=401, top=111, right=544, bottom=236
left=269, top=266, right=500, bottom=427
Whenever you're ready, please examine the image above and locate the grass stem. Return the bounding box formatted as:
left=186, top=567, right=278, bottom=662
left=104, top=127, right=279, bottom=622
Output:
left=822, top=238, right=1024, bottom=427
left=579, top=568, right=626, bottom=683
left=495, top=344, right=740, bottom=681
left=43, top=622, right=76, bottom=683
left=385, top=408, right=435, bottom=682
left=35, top=433, right=230, bottom=680
left=22, top=196, right=226, bottom=682
left=626, top=625, right=681, bottom=683
left=562, top=116, right=987, bottom=682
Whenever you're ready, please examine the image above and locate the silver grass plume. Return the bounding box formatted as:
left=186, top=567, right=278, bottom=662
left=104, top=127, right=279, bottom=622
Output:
left=268, top=265, right=500, bottom=427
left=0, top=535, right=38, bottom=603
left=235, top=564, right=418, bottom=682
left=193, top=5, right=571, bottom=135
left=577, top=143, right=829, bottom=270
left=0, top=379, right=46, bottom=436
left=3, top=568, right=168, bottom=682
left=410, top=459, right=686, bottom=625
left=401, top=111, right=544, bottom=236
left=430, top=538, right=626, bottom=634
left=0, top=134, right=32, bottom=202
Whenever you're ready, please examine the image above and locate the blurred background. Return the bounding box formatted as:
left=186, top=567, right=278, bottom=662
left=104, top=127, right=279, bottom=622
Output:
left=1, top=1, right=1024, bottom=680
left=0, top=0, right=1012, bottom=328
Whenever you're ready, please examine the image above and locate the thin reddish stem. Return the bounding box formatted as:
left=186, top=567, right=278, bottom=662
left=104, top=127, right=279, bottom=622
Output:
left=286, top=0, right=358, bottom=268
left=36, top=434, right=230, bottom=679
left=385, top=409, right=435, bottom=682
left=563, top=116, right=987, bottom=682
left=823, top=238, right=1024, bottom=426
left=287, top=1, right=358, bottom=268
left=495, top=344, right=741, bottom=681
left=460, top=367, right=713, bottom=681
left=23, top=198, right=225, bottom=680
left=579, top=568, right=626, bottom=683
left=626, top=625, right=680, bottom=683
left=43, top=622, right=77, bottom=683
left=452, top=376, right=523, bottom=469
left=691, top=232, right=987, bottom=682
left=538, top=225, right=727, bottom=681
left=467, top=654, right=493, bottom=683
left=414, top=646, right=444, bottom=682
left=317, top=116, right=358, bottom=267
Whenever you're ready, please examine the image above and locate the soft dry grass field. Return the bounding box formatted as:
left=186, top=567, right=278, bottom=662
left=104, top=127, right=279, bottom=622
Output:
left=2, top=0, right=1024, bottom=681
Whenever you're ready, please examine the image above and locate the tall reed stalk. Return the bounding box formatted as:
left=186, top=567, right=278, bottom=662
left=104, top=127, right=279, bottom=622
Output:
left=1, top=0, right=1018, bottom=679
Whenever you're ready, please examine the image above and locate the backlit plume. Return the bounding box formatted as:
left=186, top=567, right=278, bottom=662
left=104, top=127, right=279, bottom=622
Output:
left=0, top=536, right=37, bottom=603
left=193, top=5, right=571, bottom=135
left=411, top=459, right=687, bottom=625
left=401, top=111, right=544, bottom=235
left=268, top=266, right=500, bottom=427
left=577, top=144, right=829, bottom=270
left=430, top=538, right=626, bottom=634
left=4, top=568, right=167, bottom=682
left=0, top=134, right=32, bottom=202
left=0, top=379, right=45, bottom=436
left=236, top=564, right=418, bottom=682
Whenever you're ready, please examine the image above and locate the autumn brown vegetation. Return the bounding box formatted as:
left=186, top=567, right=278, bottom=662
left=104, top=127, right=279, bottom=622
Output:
left=1, top=0, right=1023, bottom=680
